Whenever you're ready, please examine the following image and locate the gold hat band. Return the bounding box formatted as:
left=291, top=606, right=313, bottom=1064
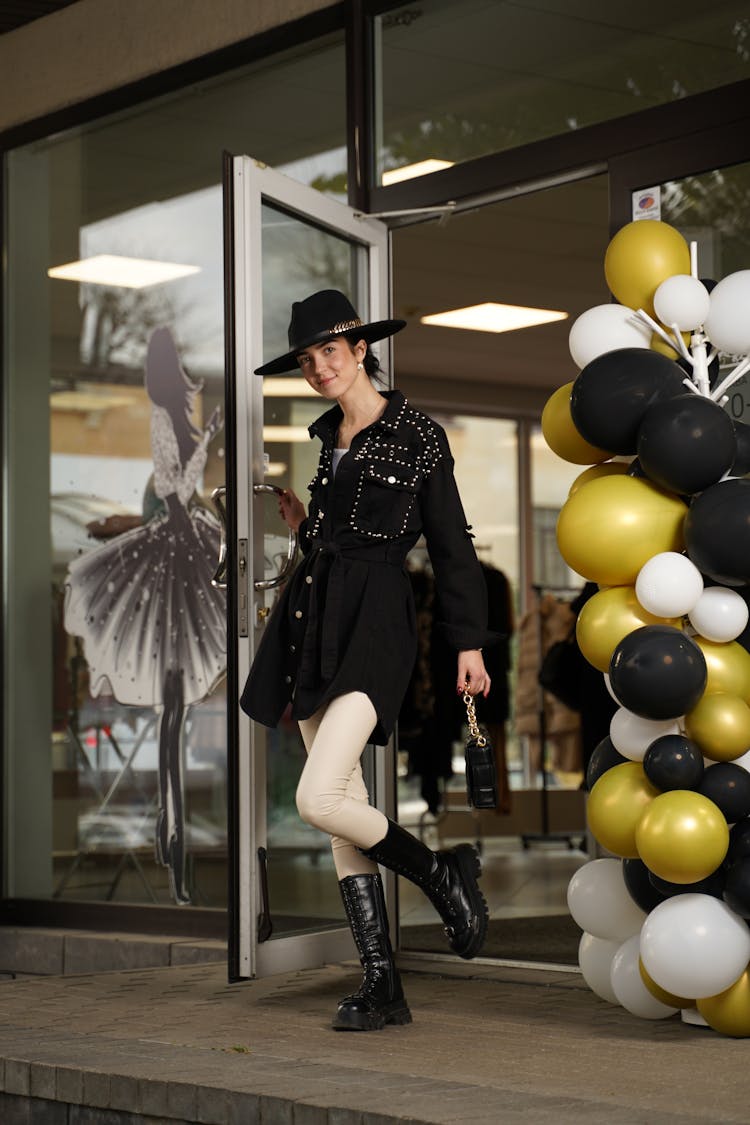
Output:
left=329, top=318, right=363, bottom=333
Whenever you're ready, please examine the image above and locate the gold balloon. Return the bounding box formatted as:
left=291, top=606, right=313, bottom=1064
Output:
left=693, top=637, right=750, bottom=705
left=685, top=692, right=750, bottom=762
left=604, top=220, right=691, bottom=318
left=576, top=585, right=681, bottom=673
left=587, top=761, right=659, bottom=858
left=556, top=475, right=687, bottom=587
left=541, top=382, right=612, bottom=465
left=639, top=958, right=695, bottom=1008
left=698, top=966, right=750, bottom=1037
left=568, top=461, right=629, bottom=497
left=635, top=791, right=729, bottom=883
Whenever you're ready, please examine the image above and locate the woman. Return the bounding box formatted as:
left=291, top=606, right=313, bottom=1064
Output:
left=241, top=289, right=494, bottom=1031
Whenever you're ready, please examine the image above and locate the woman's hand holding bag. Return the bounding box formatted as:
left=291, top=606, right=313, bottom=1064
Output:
left=463, top=686, right=498, bottom=809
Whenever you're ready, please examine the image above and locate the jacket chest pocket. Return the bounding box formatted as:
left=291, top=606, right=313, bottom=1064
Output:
left=351, top=460, right=421, bottom=539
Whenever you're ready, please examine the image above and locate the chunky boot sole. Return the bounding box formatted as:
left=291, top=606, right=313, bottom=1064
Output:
left=332, top=998, right=413, bottom=1031
left=441, top=844, right=489, bottom=960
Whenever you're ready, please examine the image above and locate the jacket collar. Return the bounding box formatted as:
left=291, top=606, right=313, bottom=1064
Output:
left=308, top=389, right=407, bottom=442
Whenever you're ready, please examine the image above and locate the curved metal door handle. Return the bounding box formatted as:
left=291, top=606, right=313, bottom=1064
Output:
left=253, top=483, right=298, bottom=590
left=211, top=486, right=227, bottom=588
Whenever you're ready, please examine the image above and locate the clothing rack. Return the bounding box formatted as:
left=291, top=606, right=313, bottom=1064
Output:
left=521, top=582, right=585, bottom=852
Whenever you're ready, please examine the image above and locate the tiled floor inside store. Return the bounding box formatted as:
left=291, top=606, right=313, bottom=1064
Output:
left=399, top=831, right=587, bottom=926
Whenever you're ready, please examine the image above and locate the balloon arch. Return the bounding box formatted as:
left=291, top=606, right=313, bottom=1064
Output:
left=542, top=219, right=750, bottom=1037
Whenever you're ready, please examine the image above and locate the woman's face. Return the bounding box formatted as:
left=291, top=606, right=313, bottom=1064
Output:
left=296, top=337, right=367, bottom=398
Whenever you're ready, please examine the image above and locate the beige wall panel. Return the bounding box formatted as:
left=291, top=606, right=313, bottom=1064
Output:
left=0, top=0, right=335, bottom=132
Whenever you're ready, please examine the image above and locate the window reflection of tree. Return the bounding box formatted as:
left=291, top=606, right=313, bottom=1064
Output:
left=372, top=5, right=750, bottom=174
left=262, top=217, right=351, bottom=361
left=80, top=285, right=202, bottom=374
left=663, top=166, right=750, bottom=278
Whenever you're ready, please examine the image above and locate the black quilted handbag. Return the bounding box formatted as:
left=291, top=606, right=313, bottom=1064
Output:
left=462, top=689, right=498, bottom=809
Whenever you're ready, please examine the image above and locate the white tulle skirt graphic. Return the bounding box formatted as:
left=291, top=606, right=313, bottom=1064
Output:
left=64, top=503, right=226, bottom=708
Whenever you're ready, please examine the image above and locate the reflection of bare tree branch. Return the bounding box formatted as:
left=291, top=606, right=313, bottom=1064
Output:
left=663, top=166, right=750, bottom=276
left=366, top=12, right=750, bottom=175
left=289, top=230, right=350, bottom=293
left=83, top=287, right=173, bottom=369
left=261, top=222, right=352, bottom=358
left=81, top=286, right=207, bottom=373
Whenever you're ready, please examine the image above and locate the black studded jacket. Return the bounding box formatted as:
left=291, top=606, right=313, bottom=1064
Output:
left=240, top=390, right=494, bottom=744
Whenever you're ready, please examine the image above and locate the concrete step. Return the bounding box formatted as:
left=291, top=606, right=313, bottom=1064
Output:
left=0, top=927, right=226, bottom=976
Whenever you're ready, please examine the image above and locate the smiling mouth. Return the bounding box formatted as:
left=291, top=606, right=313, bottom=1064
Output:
left=318, top=376, right=336, bottom=387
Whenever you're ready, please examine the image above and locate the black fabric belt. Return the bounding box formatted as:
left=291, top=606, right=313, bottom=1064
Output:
left=299, top=539, right=405, bottom=682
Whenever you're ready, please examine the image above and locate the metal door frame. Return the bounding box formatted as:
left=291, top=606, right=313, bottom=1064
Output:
left=224, top=154, right=396, bottom=979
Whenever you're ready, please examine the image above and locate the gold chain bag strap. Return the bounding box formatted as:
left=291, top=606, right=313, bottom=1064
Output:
left=462, top=687, right=498, bottom=809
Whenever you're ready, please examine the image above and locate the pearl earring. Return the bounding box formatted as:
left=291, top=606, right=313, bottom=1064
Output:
left=357, top=362, right=363, bottom=371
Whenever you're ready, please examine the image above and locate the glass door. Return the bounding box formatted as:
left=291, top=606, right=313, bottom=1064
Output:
left=222, top=156, right=395, bottom=979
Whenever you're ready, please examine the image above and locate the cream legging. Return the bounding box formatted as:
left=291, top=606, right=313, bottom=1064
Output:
left=296, top=692, right=389, bottom=879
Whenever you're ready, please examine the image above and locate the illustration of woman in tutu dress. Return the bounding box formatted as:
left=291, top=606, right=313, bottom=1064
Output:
left=64, top=326, right=226, bottom=903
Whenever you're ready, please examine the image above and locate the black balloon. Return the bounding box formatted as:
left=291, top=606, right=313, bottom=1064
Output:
left=622, top=858, right=667, bottom=913
left=570, top=348, right=687, bottom=455
left=728, top=817, right=750, bottom=864
left=685, top=479, right=750, bottom=587
left=625, top=457, right=649, bottom=480
left=609, top=626, right=707, bottom=721
left=643, top=734, right=704, bottom=791
left=585, top=735, right=628, bottom=791
left=637, top=394, right=736, bottom=496
left=699, top=763, right=750, bottom=823
left=724, top=857, right=750, bottom=917
left=732, top=421, right=750, bottom=476
left=650, top=866, right=726, bottom=900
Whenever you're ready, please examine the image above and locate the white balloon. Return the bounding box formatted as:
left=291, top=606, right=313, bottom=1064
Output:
left=610, top=935, right=679, bottom=1019
left=568, top=304, right=652, bottom=369
left=609, top=708, right=681, bottom=762
left=688, top=586, right=749, bottom=643
left=640, top=894, right=750, bottom=999
left=732, top=747, right=750, bottom=773
left=635, top=551, right=704, bottom=617
left=578, top=932, right=621, bottom=1004
left=604, top=672, right=621, bottom=704
left=653, top=274, right=711, bottom=332
left=705, top=270, right=750, bottom=355
left=567, top=858, right=646, bottom=941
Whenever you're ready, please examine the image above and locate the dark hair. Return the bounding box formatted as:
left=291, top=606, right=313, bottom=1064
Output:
left=145, top=327, right=203, bottom=468
left=344, top=335, right=385, bottom=385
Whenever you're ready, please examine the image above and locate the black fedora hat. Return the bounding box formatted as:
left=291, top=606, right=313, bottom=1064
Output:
left=254, top=289, right=406, bottom=376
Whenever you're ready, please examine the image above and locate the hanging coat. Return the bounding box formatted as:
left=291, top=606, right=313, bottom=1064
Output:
left=240, top=390, right=496, bottom=744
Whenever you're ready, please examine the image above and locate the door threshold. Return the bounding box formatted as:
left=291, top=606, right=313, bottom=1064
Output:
left=397, top=949, right=582, bottom=977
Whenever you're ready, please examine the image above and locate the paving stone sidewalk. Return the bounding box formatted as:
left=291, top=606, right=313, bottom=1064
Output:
left=0, top=955, right=747, bottom=1124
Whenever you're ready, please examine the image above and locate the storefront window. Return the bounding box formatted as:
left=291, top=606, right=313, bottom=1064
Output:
left=3, top=33, right=346, bottom=907
left=375, top=1, right=750, bottom=185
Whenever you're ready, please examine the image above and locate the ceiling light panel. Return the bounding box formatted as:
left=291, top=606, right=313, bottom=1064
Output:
left=48, top=254, right=201, bottom=289
left=420, top=302, right=569, bottom=334
left=382, top=159, right=454, bottom=185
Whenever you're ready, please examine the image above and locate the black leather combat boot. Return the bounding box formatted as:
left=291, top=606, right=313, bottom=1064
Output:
left=363, top=819, right=488, bottom=960
left=333, top=873, right=412, bottom=1032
